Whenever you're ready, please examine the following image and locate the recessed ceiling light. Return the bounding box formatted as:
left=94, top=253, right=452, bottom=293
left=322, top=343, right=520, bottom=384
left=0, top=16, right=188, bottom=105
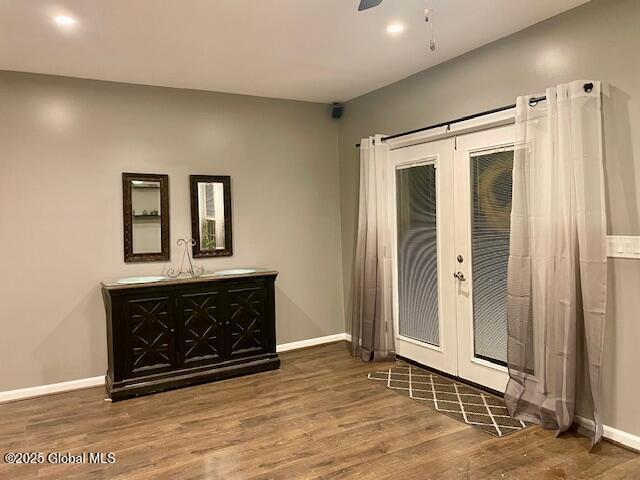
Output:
left=387, top=24, right=405, bottom=34
left=53, top=15, right=77, bottom=26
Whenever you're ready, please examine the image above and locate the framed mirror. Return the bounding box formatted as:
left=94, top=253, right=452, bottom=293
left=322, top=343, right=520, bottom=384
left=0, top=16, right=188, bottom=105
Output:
left=122, top=173, right=170, bottom=262
left=190, top=175, right=232, bottom=258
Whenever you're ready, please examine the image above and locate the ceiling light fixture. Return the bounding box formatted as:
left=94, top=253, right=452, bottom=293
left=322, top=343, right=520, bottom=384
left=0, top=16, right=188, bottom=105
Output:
left=387, top=24, right=405, bottom=34
left=53, top=15, right=76, bottom=26
left=362, top=0, right=438, bottom=53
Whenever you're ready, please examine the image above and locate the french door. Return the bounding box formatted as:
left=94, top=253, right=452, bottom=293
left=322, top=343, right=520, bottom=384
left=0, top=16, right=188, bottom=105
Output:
left=390, top=124, right=515, bottom=392
left=389, top=137, right=458, bottom=375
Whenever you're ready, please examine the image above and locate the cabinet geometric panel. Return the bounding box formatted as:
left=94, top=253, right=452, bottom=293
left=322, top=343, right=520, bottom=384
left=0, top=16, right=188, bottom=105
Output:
left=177, top=291, right=223, bottom=365
left=227, top=285, right=267, bottom=359
left=125, top=296, right=175, bottom=375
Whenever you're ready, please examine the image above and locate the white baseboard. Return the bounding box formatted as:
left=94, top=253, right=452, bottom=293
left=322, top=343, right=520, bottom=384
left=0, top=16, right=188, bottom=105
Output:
left=276, top=332, right=350, bottom=352
left=0, top=376, right=104, bottom=404
left=0, top=333, right=352, bottom=404
left=575, top=416, right=640, bottom=452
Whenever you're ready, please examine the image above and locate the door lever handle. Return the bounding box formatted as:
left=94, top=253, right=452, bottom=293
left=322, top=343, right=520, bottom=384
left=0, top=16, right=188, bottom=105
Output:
left=453, top=271, right=466, bottom=281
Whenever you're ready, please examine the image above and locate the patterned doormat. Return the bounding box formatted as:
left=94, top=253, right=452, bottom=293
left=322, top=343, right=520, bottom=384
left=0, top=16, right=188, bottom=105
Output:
left=368, top=363, right=531, bottom=437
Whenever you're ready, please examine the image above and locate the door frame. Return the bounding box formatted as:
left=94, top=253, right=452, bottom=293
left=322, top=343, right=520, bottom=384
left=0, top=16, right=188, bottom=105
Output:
left=385, top=109, right=515, bottom=152
left=385, top=108, right=516, bottom=391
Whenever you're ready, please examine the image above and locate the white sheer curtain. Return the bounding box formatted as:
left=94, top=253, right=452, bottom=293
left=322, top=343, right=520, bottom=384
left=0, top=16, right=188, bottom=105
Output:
left=505, top=80, right=607, bottom=445
left=350, top=135, right=395, bottom=361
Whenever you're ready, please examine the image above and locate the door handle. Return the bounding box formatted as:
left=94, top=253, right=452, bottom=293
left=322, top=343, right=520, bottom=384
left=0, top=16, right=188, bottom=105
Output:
left=453, top=271, right=466, bottom=281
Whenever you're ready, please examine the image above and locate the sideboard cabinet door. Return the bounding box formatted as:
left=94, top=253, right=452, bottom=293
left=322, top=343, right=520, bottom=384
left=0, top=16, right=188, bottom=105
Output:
left=176, top=289, right=225, bottom=366
left=122, top=293, right=177, bottom=377
left=225, top=284, right=270, bottom=360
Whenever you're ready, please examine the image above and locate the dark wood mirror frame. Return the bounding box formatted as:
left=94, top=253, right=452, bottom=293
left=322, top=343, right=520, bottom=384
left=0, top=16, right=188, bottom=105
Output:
left=122, top=172, right=170, bottom=263
left=190, top=175, right=233, bottom=258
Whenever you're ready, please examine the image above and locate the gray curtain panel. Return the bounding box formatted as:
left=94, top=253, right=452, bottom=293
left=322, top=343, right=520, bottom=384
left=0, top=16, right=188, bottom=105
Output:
left=351, top=136, right=395, bottom=362
left=505, top=81, right=607, bottom=446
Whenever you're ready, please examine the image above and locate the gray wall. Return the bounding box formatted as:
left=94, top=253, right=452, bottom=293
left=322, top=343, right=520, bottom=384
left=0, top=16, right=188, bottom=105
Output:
left=339, top=0, right=640, bottom=435
left=0, top=71, right=344, bottom=391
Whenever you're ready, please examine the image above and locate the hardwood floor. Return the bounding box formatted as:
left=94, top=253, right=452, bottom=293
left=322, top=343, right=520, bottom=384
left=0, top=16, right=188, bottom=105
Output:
left=1, top=341, right=638, bottom=479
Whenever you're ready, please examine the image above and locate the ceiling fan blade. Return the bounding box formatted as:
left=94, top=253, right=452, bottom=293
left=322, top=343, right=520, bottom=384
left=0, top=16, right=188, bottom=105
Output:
left=358, top=0, right=384, bottom=11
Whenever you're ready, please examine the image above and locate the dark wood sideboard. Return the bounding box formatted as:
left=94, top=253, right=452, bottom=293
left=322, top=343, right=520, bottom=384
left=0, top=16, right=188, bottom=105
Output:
left=101, top=271, right=280, bottom=401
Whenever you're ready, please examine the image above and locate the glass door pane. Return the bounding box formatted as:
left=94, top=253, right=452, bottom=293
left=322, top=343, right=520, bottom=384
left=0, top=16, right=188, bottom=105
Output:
left=470, top=149, right=513, bottom=365
left=396, top=163, right=439, bottom=346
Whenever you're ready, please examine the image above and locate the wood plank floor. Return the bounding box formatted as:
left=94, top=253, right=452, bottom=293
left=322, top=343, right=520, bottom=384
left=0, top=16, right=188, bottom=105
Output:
left=1, top=341, right=638, bottom=479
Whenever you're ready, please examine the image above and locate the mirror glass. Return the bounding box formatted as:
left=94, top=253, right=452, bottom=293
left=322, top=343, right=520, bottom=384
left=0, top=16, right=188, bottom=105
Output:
left=123, top=173, right=169, bottom=262
left=131, top=180, right=162, bottom=254
left=190, top=175, right=232, bottom=257
left=197, top=182, right=226, bottom=251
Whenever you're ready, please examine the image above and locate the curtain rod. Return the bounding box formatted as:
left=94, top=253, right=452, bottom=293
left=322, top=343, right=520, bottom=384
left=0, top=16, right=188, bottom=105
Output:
left=355, top=82, right=594, bottom=148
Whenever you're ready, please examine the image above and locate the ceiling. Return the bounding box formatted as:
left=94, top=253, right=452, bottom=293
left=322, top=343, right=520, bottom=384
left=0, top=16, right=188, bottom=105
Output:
left=0, top=0, right=590, bottom=103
